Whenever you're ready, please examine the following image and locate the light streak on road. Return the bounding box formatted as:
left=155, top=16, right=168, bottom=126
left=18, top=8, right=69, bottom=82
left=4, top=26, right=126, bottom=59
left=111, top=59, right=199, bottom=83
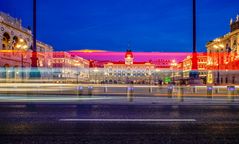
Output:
left=59, top=118, right=197, bottom=122
left=0, top=96, right=119, bottom=102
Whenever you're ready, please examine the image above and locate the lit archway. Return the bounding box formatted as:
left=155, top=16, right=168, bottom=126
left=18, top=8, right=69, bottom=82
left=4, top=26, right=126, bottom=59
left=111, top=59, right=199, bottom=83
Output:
left=2, top=32, right=10, bottom=50
left=12, top=36, right=19, bottom=50
left=13, top=36, right=28, bottom=50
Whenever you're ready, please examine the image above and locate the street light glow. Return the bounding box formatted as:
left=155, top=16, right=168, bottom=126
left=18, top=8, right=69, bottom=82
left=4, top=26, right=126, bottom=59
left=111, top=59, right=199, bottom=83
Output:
left=19, top=39, right=24, bottom=43
left=213, top=45, right=219, bottom=49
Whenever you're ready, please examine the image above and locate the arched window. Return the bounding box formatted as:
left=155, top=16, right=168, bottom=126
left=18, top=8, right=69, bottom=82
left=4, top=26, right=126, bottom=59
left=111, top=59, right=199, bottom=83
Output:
left=12, top=36, right=28, bottom=50
left=13, top=36, right=19, bottom=50
left=2, top=32, right=10, bottom=50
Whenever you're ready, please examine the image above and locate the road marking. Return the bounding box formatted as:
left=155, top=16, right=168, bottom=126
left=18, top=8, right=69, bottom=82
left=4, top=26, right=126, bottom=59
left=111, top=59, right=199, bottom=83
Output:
left=59, top=118, right=196, bottom=122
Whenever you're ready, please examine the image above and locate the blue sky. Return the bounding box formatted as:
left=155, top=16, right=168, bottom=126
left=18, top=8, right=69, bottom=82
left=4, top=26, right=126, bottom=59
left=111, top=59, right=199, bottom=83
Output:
left=0, top=0, right=239, bottom=52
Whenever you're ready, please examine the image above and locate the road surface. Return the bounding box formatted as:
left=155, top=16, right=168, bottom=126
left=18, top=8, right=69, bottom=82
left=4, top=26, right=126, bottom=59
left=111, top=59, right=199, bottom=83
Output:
left=0, top=102, right=239, bottom=143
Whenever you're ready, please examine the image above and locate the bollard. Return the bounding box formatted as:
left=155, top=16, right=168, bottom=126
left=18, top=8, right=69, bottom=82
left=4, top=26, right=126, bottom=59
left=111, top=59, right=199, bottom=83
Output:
left=77, top=86, right=83, bottom=96
left=207, top=86, right=213, bottom=99
left=88, top=86, right=93, bottom=96
left=149, top=87, right=153, bottom=93
left=227, top=86, right=235, bottom=102
left=177, top=86, right=184, bottom=102
left=127, top=87, right=134, bottom=96
left=214, top=87, right=219, bottom=94
left=104, top=86, right=108, bottom=93
left=192, top=86, right=197, bottom=93
left=167, top=85, right=173, bottom=98
left=127, top=87, right=134, bottom=102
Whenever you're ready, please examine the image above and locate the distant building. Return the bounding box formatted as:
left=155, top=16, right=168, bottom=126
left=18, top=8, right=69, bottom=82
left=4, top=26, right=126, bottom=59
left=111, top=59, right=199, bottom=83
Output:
left=170, top=53, right=207, bottom=85
left=171, top=61, right=183, bottom=84
left=53, top=52, right=74, bottom=83
left=36, top=40, right=54, bottom=80
left=52, top=52, right=89, bottom=83
left=152, top=59, right=171, bottom=69
left=182, top=54, right=207, bottom=84
left=103, top=50, right=155, bottom=84
left=89, top=60, right=109, bottom=68
left=207, top=15, right=239, bottom=84
left=70, top=55, right=90, bottom=82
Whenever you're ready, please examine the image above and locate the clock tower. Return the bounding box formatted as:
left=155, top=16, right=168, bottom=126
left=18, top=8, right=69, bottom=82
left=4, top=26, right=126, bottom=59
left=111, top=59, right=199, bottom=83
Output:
left=125, top=49, right=134, bottom=65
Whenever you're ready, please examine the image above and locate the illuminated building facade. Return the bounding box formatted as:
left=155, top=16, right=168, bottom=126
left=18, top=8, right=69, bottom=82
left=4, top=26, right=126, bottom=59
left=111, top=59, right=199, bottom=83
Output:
left=36, top=40, right=54, bottom=80
left=0, top=12, right=32, bottom=81
left=104, top=50, right=155, bottom=84
left=153, top=59, right=171, bottom=69
left=171, top=54, right=207, bottom=85
left=173, top=62, right=183, bottom=84
left=207, top=15, right=239, bottom=84
left=71, top=55, right=90, bottom=83
left=182, top=54, right=207, bottom=84
left=53, top=52, right=89, bottom=83
left=0, top=12, right=54, bottom=81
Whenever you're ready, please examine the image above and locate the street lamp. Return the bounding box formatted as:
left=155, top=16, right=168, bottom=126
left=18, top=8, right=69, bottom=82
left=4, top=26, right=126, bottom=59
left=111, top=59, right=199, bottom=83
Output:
left=29, top=0, right=40, bottom=79
left=189, top=0, right=201, bottom=85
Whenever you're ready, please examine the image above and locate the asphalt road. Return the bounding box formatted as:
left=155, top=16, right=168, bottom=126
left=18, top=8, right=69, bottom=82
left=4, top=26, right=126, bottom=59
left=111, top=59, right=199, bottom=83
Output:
left=0, top=103, right=239, bottom=144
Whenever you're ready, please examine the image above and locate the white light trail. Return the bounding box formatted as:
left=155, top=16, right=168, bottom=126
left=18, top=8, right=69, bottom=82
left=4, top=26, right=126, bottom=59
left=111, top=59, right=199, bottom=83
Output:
left=59, top=118, right=196, bottom=122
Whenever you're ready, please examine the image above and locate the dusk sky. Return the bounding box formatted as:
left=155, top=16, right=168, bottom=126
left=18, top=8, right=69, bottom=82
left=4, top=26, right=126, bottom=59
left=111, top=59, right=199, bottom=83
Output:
left=1, top=0, right=239, bottom=52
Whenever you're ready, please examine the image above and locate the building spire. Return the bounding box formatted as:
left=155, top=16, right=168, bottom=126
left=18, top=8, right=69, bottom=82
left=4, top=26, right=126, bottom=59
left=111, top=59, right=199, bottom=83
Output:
left=230, top=18, right=233, bottom=25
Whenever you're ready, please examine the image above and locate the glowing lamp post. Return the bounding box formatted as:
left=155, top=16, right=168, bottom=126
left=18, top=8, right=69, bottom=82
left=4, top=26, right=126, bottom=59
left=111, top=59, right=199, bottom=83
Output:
left=30, top=0, right=40, bottom=79
left=189, top=0, right=201, bottom=85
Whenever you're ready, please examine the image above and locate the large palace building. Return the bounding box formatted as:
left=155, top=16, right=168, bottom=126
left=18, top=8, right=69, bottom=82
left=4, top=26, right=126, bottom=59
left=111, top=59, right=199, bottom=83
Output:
left=0, top=12, right=54, bottom=81
left=206, top=15, right=239, bottom=84
left=104, top=50, right=155, bottom=84
left=0, top=12, right=32, bottom=68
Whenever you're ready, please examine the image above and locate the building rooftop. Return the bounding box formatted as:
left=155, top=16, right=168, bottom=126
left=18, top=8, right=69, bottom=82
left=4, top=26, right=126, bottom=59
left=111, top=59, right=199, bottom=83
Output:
left=0, top=12, right=31, bottom=34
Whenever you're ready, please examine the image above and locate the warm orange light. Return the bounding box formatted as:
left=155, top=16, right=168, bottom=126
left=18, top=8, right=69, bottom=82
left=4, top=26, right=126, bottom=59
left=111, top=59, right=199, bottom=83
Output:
left=16, top=44, right=21, bottom=48
left=23, top=45, right=28, bottom=49
left=219, top=44, right=224, bottom=48
left=213, top=45, right=219, bottom=49
left=19, top=39, right=24, bottom=43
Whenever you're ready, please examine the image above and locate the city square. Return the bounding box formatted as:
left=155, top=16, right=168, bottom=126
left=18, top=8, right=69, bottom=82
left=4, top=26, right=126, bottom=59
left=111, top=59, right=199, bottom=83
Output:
left=1, top=0, right=239, bottom=143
